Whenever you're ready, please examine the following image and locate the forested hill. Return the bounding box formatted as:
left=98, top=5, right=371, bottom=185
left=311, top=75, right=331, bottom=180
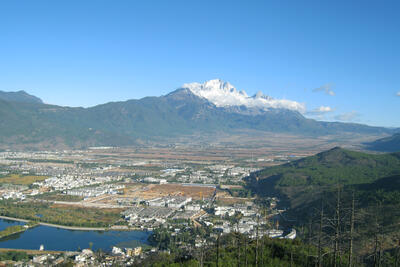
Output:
left=247, top=147, right=400, bottom=190
left=245, top=147, right=400, bottom=211
left=245, top=148, right=400, bottom=257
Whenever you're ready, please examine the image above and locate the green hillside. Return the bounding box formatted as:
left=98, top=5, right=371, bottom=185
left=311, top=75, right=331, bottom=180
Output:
left=246, top=147, right=400, bottom=209
left=252, top=147, right=400, bottom=188
left=246, top=148, right=400, bottom=259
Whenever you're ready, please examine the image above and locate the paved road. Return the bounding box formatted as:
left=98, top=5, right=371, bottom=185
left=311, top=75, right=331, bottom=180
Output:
left=37, top=222, right=107, bottom=231
left=0, top=215, right=29, bottom=223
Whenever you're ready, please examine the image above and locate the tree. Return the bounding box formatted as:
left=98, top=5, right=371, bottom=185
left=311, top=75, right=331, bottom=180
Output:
left=255, top=215, right=260, bottom=267
left=216, top=233, right=220, bottom=267
left=348, top=191, right=355, bottom=267
left=333, top=185, right=342, bottom=267
left=317, top=203, right=324, bottom=267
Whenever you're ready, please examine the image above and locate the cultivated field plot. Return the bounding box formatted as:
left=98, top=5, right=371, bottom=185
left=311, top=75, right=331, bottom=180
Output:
left=121, top=184, right=216, bottom=200
left=143, top=184, right=216, bottom=200
left=216, top=197, right=250, bottom=205
left=0, top=174, right=48, bottom=185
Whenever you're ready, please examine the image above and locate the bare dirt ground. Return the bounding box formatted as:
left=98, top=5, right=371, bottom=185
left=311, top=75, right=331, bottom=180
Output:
left=138, top=184, right=216, bottom=200
left=113, top=183, right=216, bottom=200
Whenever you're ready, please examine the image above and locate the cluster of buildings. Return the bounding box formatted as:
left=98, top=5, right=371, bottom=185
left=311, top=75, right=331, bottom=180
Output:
left=122, top=206, right=175, bottom=228
left=122, top=196, right=199, bottom=228
left=211, top=219, right=294, bottom=239
left=146, top=196, right=192, bottom=208
left=111, top=246, right=142, bottom=257
left=172, top=209, right=200, bottom=220
left=0, top=190, right=26, bottom=200
left=0, top=184, right=28, bottom=200
left=160, top=168, right=184, bottom=177
left=142, top=164, right=260, bottom=185
left=65, top=184, right=125, bottom=198
left=16, top=246, right=144, bottom=266
left=34, top=174, right=123, bottom=192
left=214, top=202, right=257, bottom=217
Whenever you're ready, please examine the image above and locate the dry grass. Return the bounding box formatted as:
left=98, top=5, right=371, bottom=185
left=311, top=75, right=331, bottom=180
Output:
left=0, top=174, right=47, bottom=185
left=146, top=184, right=216, bottom=200
left=0, top=248, right=65, bottom=254
left=216, top=197, right=249, bottom=205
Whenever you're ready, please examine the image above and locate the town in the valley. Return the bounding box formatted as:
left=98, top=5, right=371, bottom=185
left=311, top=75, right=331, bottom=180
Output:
left=0, top=146, right=302, bottom=266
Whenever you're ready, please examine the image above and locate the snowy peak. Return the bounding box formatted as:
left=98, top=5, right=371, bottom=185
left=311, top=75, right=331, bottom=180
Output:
left=181, top=79, right=305, bottom=113
left=183, top=79, right=247, bottom=96
left=253, top=91, right=272, bottom=100
left=182, top=79, right=249, bottom=107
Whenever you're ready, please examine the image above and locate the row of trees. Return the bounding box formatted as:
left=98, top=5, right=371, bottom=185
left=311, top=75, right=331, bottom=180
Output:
left=0, top=251, right=29, bottom=261
left=303, top=185, right=400, bottom=267
left=141, top=231, right=351, bottom=267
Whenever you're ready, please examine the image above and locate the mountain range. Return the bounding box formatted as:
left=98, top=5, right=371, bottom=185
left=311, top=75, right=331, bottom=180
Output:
left=0, top=80, right=396, bottom=149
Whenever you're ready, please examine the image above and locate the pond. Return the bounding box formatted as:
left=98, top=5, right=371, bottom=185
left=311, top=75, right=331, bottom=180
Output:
left=0, top=219, right=151, bottom=252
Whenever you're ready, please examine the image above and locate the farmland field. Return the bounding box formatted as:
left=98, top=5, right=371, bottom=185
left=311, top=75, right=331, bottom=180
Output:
left=0, top=174, right=48, bottom=185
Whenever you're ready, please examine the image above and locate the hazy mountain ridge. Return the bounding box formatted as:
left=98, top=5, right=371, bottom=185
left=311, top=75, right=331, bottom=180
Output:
left=0, top=90, right=43, bottom=104
left=364, top=132, right=400, bottom=152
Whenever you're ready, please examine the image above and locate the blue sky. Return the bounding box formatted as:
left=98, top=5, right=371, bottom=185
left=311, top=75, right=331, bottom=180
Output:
left=1, top=0, right=399, bottom=127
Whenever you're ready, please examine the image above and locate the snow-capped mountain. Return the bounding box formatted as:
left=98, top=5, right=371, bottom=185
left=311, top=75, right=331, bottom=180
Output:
left=0, top=82, right=393, bottom=149
left=182, top=79, right=306, bottom=113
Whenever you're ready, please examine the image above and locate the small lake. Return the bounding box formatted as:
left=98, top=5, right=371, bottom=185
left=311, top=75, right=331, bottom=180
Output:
left=0, top=219, right=151, bottom=252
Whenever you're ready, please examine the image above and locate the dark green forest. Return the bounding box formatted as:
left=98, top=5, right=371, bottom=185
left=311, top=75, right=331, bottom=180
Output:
left=244, top=147, right=400, bottom=266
